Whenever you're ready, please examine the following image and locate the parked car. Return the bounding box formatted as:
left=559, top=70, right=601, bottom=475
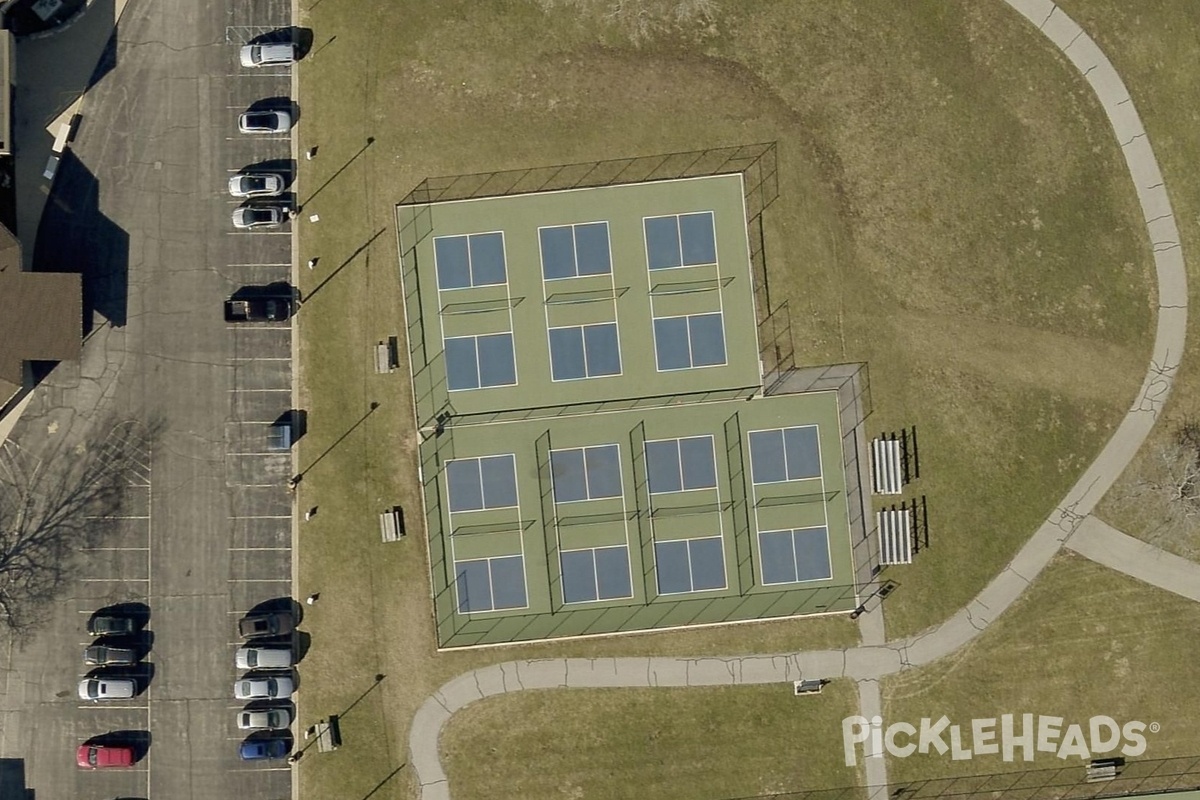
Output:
left=232, top=206, right=286, bottom=230
left=87, top=614, right=136, bottom=636
left=238, top=42, right=296, bottom=67
left=76, top=743, right=135, bottom=769
left=236, top=645, right=294, bottom=670
left=237, top=707, right=293, bottom=731
left=84, top=644, right=137, bottom=667
left=238, top=611, right=294, bottom=639
left=239, top=737, right=289, bottom=761
left=228, top=172, right=284, bottom=198
left=78, top=677, right=136, bottom=701
left=234, top=675, right=294, bottom=700
left=224, top=296, right=290, bottom=323
left=238, top=109, right=292, bottom=134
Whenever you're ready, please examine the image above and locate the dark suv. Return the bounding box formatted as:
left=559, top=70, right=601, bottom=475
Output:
left=238, top=611, right=295, bottom=639
left=87, top=614, right=136, bottom=637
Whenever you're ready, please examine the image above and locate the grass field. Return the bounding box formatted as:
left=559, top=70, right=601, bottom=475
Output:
left=441, top=681, right=863, bottom=800
left=883, top=553, right=1200, bottom=783
left=1054, top=0, right=1200, bottom=562
left=290, top=1, right=1158, bottom=798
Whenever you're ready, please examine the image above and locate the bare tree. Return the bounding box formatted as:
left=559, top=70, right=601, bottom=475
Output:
left=1125, top=420, right=1200, bottom=557
left=0, top=418, right=158, bottom=635
left=537, top=0, right=719, bottom=45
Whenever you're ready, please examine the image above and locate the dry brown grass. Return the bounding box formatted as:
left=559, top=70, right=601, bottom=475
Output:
left=290, top=1, right=1162, bottom=798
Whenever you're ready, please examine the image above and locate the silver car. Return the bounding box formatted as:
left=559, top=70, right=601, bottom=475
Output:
left=238, top=110, right=292, bottom=134
left=237, top=707, right=293, bottom=731
left=236, top=646, right=293, bottom=670
left=239, top=42, right=296, bottom=67
left=234, top=675, right=294, bottom=700
left=232, top=206, right=286, bottom=230
left=78, top=677, right=136, bottom=701
left=228, top=173, right=284, bottom=198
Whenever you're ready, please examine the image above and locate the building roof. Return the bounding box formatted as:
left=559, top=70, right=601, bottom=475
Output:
left=0, top=223, right=82, bottom=391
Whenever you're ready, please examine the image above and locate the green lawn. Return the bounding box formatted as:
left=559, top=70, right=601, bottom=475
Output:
left=291, top=1, right=1159, bottom=798
left=883, top=553, right=1200, bottom=783
left=441, top=682, right=864, bottom=800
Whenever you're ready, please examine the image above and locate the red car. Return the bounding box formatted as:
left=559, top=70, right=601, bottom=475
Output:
left=76, top=743, right=134, bottom=769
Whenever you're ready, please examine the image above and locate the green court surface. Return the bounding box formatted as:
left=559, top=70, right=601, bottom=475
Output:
left=398, top=171, right=863, bottom=648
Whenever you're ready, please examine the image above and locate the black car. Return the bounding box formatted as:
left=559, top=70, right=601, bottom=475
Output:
left=87, top=614, right=136, bottom=636
left=238, top=611, right=295, bottom=639
left=84, top=643, right=138, bottom=666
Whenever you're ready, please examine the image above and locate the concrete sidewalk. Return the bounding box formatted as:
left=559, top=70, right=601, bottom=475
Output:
left=1067, top=516, right=1200, bottom=603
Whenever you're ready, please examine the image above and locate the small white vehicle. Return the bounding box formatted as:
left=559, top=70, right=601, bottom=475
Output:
left=235, top=646, right=294, bottom=670
left=239, top=42, right=297, bottom=68
left=78, top=677, right=136, bottom=701
left=234, top=675, right=294, bottom=700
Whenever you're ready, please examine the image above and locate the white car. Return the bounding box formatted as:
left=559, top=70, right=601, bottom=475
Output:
left=234, top=675, right=294, bottom=700
left=235, top=646, right=294, bottom=670
left=238, top=110, right=292, bottom=135
left=78, top=677, right=136, bottom=701
left=228, top=173, right=284, bottom=198
left=237, top=707, right=293, bottom=731
left=239, top=42, right=296, bottom=67
left=232, top=206, right=286, bottom=230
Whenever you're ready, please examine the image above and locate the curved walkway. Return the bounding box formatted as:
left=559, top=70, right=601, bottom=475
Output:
left=409, top=3, right=1190, bottom=798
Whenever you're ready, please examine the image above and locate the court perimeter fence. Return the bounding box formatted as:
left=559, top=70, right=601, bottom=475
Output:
left=721, top=755, right=1200, bottom=800
left=396, top=142, right=785, bottom=432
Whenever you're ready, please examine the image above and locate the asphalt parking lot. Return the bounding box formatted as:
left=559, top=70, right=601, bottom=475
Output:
left=0, top=0, right=300, bottom=796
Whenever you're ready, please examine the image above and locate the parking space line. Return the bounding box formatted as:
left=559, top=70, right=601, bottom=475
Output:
left=227, top=578, right=291, bottom=583
left=229, top=547, right=291, bottom=551
left=80, top=547, right=150, bottom=552
left=232, top=356, right=290, bottom=361
left=84, top=515, right=150, bottom=520
left=226, top=326, right=293, bottom=332
left=80, top=578, right=149, bottom=582
left=227, top=388, right=290, bottom=393
left=226, top=262, right=292, bottom=267
left=77, top=705, right=149, bottom=710
left=226, top=231, right=292, bottom=236
left=231, top=515, right=291, bottom=519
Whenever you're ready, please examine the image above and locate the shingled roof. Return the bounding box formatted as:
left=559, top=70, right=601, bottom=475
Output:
left=0, top=224, right=81, bottom=406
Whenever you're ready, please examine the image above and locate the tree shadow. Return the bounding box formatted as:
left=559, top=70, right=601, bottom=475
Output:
left=0, top=415, right=163, bottom=638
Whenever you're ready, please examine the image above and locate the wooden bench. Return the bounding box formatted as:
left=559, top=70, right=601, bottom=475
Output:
left=871, top=437, right=904, bottom=495
left=793, top=679, right=825, bottom=696
left=380, top=506, right=405, bottom=542
left=877, top=508, right=912, bottom=565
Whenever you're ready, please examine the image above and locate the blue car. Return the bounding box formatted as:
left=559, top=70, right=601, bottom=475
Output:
left=239, top=738, right=289, bottom=761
